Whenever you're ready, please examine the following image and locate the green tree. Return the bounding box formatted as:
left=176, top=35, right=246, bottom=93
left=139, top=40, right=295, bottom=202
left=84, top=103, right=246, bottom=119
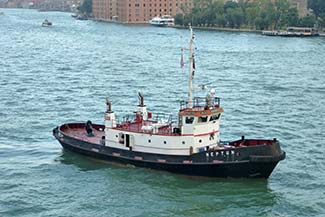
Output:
left=176, top=0, right=316, bottom=30
left=286, top=8, right=299, bottom=27
left=264, top=1, right=277, bottom=29
left=224, top=0, right=238, bottom=11
left=174, top=14, right=184, bottom=25
left=273, top=0, right=290, bottom=29
left=253, top=2, right=276, bottom=30
left=255, top=17, right=265, bottom=30
left=215, top=12, right=226, bottom=27
left=245, top=5, right=258, bottom=28
left=225, top=7, right=245, bottom=28
left=308, top=0, right=325, bottom=18
left=299, top=15, right=316, bottom=27
left=255, top=12, right=271, bottom=30
left=319, top=13, right=325, bottom=28
left=79, top=0, right=92, bottom=15
left=308, top=0, right=325, bottom=28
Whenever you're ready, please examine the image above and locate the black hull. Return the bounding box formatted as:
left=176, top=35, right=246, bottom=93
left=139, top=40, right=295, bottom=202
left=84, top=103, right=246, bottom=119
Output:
left=53, top=125, right=285, bottom=179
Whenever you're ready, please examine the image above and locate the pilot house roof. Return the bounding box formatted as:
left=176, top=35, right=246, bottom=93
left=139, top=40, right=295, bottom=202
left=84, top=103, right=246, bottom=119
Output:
left=178, top=97, right=223, bottom=117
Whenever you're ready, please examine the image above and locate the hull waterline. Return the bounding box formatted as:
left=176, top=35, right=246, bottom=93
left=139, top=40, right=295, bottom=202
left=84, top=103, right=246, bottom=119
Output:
left=53, top=125, right=285, bottom=179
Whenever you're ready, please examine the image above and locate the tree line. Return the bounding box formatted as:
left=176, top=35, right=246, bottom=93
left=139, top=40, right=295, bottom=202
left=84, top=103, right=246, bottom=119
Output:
left=78, top=0, right=92, bottom=15
left=308, top=0, right=325, bottom=28
left=175, top=0, right=325, bottom=30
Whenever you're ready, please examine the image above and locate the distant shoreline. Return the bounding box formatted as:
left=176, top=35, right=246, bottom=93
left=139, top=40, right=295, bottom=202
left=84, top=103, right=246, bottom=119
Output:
left=172, top=25, right=325, bottom=37
left=2, top=8, right=324, bottom=37
left=172, top=25, right=262, bottom=34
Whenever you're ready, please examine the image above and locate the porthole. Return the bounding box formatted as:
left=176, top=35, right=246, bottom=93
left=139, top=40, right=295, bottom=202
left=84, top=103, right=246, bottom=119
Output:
left=115, top=135, right=118, bottom=138
left=164, top=141, right=167, bottom=144
left=182, top=141, right=185, bottom=144
left=199, top=139, right=202, bottom=143
left=148, top=139, right=151, bottom=143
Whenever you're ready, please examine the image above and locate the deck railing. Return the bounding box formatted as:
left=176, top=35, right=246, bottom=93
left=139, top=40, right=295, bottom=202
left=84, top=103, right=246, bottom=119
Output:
left=117, top=112, right=177, bottom=125
left=180, top=97, right=221, bottom=110
left=150, top=113, right=176, bottom=123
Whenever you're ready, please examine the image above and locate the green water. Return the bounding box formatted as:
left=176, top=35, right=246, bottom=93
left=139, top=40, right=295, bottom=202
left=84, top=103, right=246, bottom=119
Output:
left=0, top=9, right=325, bottom=216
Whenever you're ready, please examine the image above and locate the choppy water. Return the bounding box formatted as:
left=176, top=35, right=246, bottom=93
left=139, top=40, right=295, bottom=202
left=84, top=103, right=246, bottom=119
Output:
left=1, top=9, right=325, bottom=216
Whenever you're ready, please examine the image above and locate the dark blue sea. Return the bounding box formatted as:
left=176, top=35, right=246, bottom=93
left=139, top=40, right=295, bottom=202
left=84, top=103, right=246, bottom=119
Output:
left=1, top=9, right=325, bottom=216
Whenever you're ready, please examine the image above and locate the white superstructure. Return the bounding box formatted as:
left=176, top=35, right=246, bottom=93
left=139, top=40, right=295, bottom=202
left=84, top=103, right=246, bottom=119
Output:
left=104, top=26, right=223, bottom=156
left=149, top=15, right=174, bottom=26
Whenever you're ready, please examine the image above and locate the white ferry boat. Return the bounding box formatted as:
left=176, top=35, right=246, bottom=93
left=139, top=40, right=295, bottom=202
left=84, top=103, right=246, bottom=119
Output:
left=149, top=15, right=174, bottom=27
left=262, top=27, right=319, bottom=37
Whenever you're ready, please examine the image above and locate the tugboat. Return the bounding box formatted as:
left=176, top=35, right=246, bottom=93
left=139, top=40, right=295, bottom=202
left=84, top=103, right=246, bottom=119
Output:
left=53, top=27, right=285, bottom=178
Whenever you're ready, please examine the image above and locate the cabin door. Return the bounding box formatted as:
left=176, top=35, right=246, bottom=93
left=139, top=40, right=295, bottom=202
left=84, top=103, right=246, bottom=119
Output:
left=125, top=134, right=130, bottom=148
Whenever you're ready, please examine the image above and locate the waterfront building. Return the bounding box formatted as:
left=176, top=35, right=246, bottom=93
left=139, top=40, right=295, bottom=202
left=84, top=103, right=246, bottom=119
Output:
left=0, top=0, right=7, bottom=8
left=38, top=0, right=69, bottom=11
left=92, top=0, right=193, bottom=24
left=1, top=0, right=39, bottom=8
left=0, top=0, right=82, bottom=11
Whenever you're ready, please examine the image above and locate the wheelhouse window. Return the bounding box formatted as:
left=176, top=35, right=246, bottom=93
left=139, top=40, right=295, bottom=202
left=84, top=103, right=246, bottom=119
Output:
left=210, top=114, right=220, bottom=121
left=185, top=116, right=194, bottom=124
left=198, top=116, right=208, bottom=123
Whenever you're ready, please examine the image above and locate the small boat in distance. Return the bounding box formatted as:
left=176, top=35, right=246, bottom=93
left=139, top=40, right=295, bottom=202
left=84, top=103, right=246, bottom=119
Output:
left=76, top=15, right=88, bottom=20
left=71, top=13, right=88, bottom=20
left=149, top=15, right=174, bottom=27
left=42, top=19, right=52, bottom=27
left=262, top=27, right=319, bottom=37
left=53, top=27, right=285, bottom=178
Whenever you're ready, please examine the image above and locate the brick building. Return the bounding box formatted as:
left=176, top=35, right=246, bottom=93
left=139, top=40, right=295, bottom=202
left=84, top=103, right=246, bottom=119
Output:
left=1, top=0, right=36, bottom=8
left=92, top=0, right=193, bottom=24
left=0, top=0, right=82, bottom=11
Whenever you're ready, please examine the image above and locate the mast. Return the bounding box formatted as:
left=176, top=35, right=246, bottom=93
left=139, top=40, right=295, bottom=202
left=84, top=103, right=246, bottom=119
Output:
left=188, top=26, right=194, bottom=108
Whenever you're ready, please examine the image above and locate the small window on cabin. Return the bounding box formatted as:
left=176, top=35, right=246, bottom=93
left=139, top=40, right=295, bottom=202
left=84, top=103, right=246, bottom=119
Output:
left=198, top=116, right=208, bottom=123
left=210, top=114, right=220, bottom=121
left=118, top=133, right=124, bottom=144
left=185, top=116, right=194, bottom=124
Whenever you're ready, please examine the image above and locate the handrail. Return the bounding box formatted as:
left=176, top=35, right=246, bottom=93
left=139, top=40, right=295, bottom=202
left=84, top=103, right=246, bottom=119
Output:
left=117, top=112, right=177, bottom=125
left=180, top=97, right=221, bottom=110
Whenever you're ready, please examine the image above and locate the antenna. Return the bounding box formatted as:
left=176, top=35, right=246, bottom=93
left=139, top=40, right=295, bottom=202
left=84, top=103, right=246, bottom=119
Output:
left=138, top=92, right=144, bottom=107
left=106, top=97, right=112, bottom=113
left=188, top=25, right=194, bottom=108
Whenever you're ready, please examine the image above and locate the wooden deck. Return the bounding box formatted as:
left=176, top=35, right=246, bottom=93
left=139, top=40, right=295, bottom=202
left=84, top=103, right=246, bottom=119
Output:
left=60, top=124, right=104, bottom=144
